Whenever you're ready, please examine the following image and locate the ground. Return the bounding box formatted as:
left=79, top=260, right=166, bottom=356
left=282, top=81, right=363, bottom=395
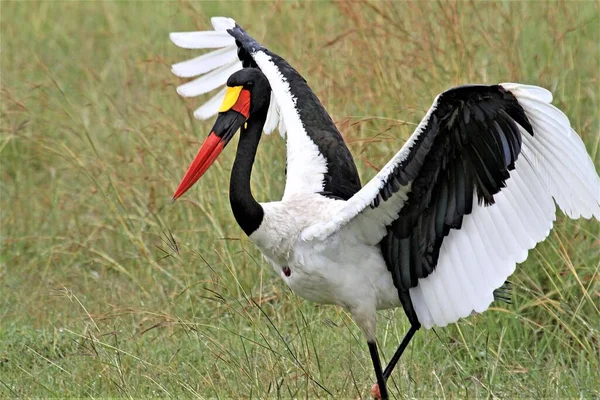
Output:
left=1, top=1, right=599, bottom=398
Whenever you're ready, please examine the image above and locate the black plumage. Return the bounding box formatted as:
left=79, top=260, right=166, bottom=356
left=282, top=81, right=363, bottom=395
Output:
left=212, top=27, right=528, bottom=329
left=228, top=24, right=362, bottom=200
left=169, top=19, right=599, bottom=400
left=376, top=85, right=533, bottom=323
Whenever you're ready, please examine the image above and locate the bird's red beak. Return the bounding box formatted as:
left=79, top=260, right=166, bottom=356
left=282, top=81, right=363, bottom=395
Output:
left=172, top=86, right=251, bottom=201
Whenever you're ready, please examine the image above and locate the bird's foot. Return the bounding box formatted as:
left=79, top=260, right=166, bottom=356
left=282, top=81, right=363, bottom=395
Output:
left=370, top=383, right=381, bottom=400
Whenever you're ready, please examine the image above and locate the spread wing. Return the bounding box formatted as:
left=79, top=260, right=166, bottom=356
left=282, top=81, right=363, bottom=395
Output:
left=170, top=17, right=361, bottom=201
left=170, top=17, right=286, bottom=134
left=302, top=83, right=600, bottom=328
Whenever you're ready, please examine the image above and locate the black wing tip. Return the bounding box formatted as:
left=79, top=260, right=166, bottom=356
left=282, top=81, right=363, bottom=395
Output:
left=441, top=84, right=499, bottom=100
left=226, top=24, right=261, bottom=68
left=443, top=83, right=535, bottom=136
left=227, top=24, right=263, bottom=51
left=380, top=83, right=537, bottom=292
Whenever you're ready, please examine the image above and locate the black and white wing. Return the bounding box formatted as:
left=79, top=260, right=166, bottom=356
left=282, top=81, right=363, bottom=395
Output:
left=170, top=17, right=361, bottom=201
left=302, top=84, right=600, bottom=328
left=170, top=17, right=283, bottom=132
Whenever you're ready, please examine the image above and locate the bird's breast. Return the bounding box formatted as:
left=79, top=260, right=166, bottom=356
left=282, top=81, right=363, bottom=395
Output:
left=248, top=194, right=401, bottom=310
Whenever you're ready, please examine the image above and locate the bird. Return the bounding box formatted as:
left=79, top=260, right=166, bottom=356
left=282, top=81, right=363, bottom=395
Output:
left=169, top=17, right=600, bottom=399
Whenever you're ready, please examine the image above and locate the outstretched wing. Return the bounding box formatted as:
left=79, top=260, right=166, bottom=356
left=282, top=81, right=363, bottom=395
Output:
left=170, top=17, right=361, bottom=201
left=170, top=17, right=284, bottom=134
left=302, top=83, right=600, bottom=328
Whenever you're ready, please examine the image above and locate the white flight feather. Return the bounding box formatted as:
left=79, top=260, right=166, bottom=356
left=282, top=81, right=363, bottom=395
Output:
left=169, top=31, right=236, bottom=49
left=298, top=83, right=598, bottom=328
left=193, top=87, right=227, bottom=120
left=263, top=92, right=280, bottom=134
left=176, top=60, right=241, bottom=97
left=171, top=46, right=239, bottom=78
left=170, top=18, right=286, bottom=135
left=409, top=83, right=599, bottom=328
left=210, top=16, right=236, bottom=31
left=447, top=237, right=476, bottom=318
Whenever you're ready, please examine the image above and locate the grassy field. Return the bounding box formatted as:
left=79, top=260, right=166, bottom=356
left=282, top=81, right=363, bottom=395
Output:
left=1, top=1, right=599, bottom=398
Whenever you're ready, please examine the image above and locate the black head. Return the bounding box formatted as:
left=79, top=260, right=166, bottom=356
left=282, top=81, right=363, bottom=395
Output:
left=226, top=68, right=271, bottom=117
left=172, top=68, right=272, bottom=200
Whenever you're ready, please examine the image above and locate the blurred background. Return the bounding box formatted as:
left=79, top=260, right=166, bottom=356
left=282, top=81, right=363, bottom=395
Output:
left=1, top=1, right=599, bottom=398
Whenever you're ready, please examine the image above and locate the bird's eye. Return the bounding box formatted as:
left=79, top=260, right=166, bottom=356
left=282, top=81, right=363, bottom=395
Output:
left=247, top=81, right=254, bottom=88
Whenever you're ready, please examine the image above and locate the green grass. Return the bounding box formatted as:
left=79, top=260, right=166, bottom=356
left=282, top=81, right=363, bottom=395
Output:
left=1, top=1, right=599, bottom=398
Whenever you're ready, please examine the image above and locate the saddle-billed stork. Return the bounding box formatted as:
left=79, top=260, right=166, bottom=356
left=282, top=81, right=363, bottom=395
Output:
left=169, top=17, right=600, bottom=399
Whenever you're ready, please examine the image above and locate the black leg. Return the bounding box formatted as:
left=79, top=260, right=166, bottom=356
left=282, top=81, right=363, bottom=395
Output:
left=382, top=324, right=419, bottom=380
left=368, top=340, right=389, bottom=400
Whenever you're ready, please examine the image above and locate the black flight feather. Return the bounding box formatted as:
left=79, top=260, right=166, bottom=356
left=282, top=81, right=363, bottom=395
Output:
left=370, top=85, right=532, bottom=317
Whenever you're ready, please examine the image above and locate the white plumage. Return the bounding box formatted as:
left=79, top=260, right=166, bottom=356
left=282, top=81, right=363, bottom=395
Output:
left=169, top=17, right=600, bottom=399
left=252, top=51, right=330, bottom=198
left=170, top=30, right=235, bottom=49
left=175, top=60, right=241, bottom=97
left=171, top=47, right=239, bottom=78
left=168, top=12, right=600, bottom=338
left=170, top=17, right=287, bottom=137
left=249, top=193, right=401, bottom=340
left=301, top=83, right=600, bottom=328
left=192, top=87, right=227, bottom=120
